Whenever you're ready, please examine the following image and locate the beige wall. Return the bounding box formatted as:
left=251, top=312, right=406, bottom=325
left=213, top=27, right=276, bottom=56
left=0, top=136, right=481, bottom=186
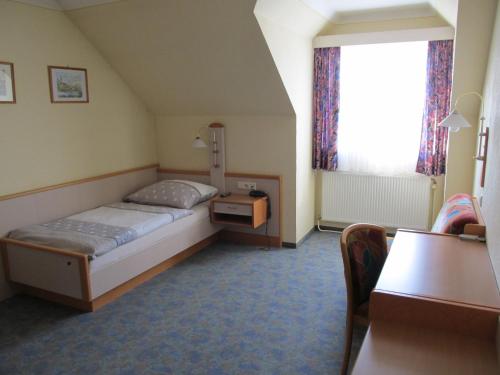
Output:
left=0, top=0, right=157, bottom=197
left=445, top=0, right=497, bottom=199
left=255, top=0, right=329, bottom=242
left=473, top=3, right=500, bottom=287
left=155, top=115, right=297, bottom=243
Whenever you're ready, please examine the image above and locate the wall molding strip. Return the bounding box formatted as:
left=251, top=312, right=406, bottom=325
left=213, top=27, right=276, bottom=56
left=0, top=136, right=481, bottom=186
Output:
left=158, top=168, right=282, bottom=181
left=314, top=26, right=455, bottom=48
left=157, top=168, right=210, bottom=176
left=0, top=164, right=159, bottom=202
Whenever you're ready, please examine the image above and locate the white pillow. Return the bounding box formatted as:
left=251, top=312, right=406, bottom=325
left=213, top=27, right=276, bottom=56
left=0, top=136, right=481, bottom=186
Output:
left=125, top=180, right=218, bottom=209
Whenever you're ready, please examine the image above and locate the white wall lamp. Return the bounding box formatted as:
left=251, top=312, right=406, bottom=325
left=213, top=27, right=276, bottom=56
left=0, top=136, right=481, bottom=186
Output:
left=439, top=91, right=489, bottom=187
left=191, top=123, right=226, bottom=193
left=191, top=123, right=222, bottom=168
left=192, top=125, right=209, bottom=148
left=439, top=91, right=485, bottom=132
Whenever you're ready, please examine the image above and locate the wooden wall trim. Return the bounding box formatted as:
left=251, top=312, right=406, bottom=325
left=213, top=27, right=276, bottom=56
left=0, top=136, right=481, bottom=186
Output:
left=225, top=172, right=282, bottom=181
left=157, top=168, right=210, bottom=176
left=0, top=164, right=159, bottom=202
left=158, top=167, right=281, bottom=181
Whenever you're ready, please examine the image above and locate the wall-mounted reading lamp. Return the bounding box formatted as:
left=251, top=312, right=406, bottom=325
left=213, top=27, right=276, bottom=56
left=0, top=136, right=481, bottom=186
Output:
left=439, top=91, right=489, bottom=187
left=191, top=124, right=221, bottom=168
left=439, top=91, right=484, bottom=132
left=192, top=132, right=208, bottom=148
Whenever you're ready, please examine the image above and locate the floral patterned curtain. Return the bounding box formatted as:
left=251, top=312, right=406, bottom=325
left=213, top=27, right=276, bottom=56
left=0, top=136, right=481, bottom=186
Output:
left=312, top=47, right=341, bottom=171
left=416, top=40, right=454, bottom=176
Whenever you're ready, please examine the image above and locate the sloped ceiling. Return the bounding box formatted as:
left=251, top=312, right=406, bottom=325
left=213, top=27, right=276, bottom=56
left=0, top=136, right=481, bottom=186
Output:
left=13, top=0, right=121, bottom=10
left=65, top=0, right=293, bottom=116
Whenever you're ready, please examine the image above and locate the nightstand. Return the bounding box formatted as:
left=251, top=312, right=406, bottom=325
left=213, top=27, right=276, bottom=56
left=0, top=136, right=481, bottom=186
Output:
left=210, top=194, right=268, bottom=229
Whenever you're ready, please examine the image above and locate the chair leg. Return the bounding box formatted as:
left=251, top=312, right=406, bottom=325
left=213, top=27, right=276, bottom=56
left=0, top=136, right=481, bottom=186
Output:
left=341, top=311, right=354, bottom=375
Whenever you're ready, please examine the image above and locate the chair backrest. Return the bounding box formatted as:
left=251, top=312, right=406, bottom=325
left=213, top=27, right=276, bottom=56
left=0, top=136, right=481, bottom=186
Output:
left=340, top=224, right=388, bottom=309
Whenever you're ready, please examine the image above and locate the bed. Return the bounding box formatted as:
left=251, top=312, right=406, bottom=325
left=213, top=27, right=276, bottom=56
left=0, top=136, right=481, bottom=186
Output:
left=1, top=182, right=222, bottom=311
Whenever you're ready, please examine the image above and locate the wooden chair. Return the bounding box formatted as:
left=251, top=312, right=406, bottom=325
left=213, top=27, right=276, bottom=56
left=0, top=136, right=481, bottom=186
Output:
left=340, top=223, right=388, bottom=375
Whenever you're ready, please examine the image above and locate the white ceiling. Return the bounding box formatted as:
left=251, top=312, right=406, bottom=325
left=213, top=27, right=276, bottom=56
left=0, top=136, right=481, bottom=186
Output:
left=13, top=0, right=120, bottom=10
left=301, top=0, right=437, bottom=23
left=16, top=0, right=440, bottom=23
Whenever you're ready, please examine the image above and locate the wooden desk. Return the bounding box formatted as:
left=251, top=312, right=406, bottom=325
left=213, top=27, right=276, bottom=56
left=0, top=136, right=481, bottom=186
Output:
left=352, top=230, right=500, bottom=374
left=374, top=230, right=499, bottom=309
left=353, top=320, right=498, bottom=374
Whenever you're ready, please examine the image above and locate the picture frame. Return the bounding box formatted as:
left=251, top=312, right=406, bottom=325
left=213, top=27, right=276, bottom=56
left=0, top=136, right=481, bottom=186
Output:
left=0, top=61, right=16, bottom=104
left=48, top=66, right=89, bottom=103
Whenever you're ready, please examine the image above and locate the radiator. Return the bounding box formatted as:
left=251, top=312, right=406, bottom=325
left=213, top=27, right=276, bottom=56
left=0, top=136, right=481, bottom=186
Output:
left=321, top=172, right=434, bottom=230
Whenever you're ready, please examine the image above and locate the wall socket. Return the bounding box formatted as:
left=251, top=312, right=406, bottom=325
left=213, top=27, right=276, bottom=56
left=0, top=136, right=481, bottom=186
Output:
left=237, top=181, right=257, bottom=190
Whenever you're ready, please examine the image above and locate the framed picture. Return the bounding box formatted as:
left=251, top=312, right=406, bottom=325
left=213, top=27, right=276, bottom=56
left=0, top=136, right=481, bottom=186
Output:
left=48, top=66, right=89, bottom=103
left=0, top=61, right=16, bottom=104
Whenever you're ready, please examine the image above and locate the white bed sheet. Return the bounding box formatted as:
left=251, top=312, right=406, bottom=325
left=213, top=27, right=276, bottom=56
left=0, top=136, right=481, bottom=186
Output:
left=69, top=204, right=184, bottom=237
left=89, top=202, right=210, bottom=273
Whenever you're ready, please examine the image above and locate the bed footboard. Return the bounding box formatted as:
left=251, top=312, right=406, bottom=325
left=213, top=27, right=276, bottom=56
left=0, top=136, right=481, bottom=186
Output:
left=0, top=238, right=91, bottom=302
left=0, top=229, right=219, bottom=312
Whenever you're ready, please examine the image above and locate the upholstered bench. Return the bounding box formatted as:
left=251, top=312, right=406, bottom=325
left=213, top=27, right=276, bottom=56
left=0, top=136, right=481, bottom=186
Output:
left=431, top=193, right=486, bottom=237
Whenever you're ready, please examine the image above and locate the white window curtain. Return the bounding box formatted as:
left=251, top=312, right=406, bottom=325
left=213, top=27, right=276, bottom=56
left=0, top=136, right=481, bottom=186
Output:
left=336, top=41, right=428, bottom=176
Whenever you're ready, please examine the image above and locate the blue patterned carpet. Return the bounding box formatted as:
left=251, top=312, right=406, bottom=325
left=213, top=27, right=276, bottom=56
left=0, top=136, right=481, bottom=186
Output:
left=0, top=231, right=366, bottom=375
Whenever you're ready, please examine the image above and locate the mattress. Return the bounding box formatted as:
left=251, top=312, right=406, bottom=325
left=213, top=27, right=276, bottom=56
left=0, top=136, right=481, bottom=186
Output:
left=8, top=202, right=193, bottom=257
left=90, top=202, right=211, bottom=273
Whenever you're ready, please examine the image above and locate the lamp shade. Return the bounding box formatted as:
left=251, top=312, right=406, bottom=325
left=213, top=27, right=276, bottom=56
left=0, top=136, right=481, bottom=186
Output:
left=192, top=136, right=208, bottom=148
left=439, top=109, right=472, bottom=132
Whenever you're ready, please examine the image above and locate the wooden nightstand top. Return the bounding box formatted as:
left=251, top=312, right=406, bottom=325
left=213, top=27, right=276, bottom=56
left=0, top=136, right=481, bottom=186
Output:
left=212, top=194, right=267, bottom=205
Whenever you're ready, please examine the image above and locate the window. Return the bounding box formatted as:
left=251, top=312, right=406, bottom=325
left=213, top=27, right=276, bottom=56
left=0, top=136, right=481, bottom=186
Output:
left=336, top=41, right=428, bottom=175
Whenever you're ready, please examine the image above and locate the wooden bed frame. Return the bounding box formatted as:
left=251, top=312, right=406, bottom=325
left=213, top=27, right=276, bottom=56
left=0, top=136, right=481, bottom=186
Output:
left=0, top=232, right=219, bottom=312
left=0, top=124, right=283, bottom=310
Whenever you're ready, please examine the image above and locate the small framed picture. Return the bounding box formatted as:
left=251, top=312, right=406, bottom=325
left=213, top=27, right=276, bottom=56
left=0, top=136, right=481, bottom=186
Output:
left=0, top=61, right=16, bottom=104
left=48, top=66, right=89, bottom=103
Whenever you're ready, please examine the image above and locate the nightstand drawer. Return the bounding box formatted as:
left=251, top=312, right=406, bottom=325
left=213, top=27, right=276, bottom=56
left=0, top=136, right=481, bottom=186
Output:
left=213, top=202, right=252, bottom=216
